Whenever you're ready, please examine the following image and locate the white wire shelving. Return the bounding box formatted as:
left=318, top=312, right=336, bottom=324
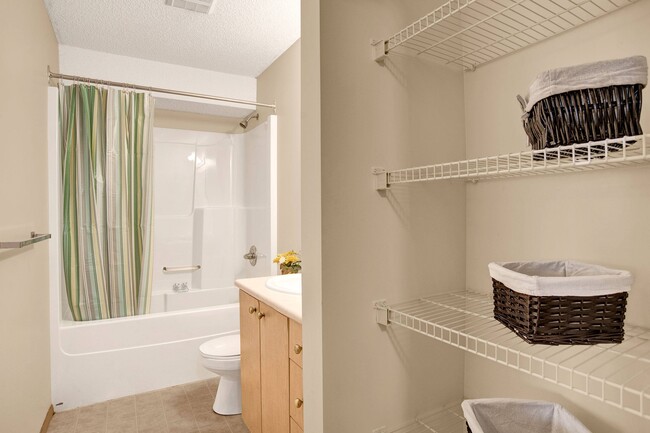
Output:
left=373, top=134, right=650, bottom=190
left=372, top=0, right=639, bottom=70
left=389, top=404, right=467, bottom=433
left=374, top=292, right=650, bottom=419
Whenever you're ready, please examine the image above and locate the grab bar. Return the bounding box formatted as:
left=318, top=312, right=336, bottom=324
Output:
left=0, top=232, right=51, bottom=249
left=162, top=265, right=201, bottom=273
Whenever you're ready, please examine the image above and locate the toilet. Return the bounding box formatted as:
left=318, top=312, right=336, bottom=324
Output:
left=199, top=333, right=242, bottom=415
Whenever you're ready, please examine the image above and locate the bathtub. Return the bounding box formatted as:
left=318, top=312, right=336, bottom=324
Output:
left=50, top=287, right=240, bottom=411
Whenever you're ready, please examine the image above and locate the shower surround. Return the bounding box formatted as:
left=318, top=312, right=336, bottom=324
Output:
left=48, top=88, right=277, bottom=410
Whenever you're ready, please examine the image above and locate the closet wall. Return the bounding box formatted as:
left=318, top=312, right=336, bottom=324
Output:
left=320, top=1, right=466, bottom=431
left=464, top=2, right=650, bottom=432
left=300, top=0, right=323, bottom=430
left=317, top=0, right=650, bottom=432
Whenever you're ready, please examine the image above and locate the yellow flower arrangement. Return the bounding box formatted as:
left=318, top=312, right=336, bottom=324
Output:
left=273, top=250, right=301, bottom=274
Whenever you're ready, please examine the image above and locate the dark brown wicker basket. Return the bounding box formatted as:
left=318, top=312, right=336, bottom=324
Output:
left=492, top=279, right=628, bottom=345
left=522, top=84, right=643, bottom=154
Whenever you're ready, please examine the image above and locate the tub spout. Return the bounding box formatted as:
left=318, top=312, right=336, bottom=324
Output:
left=173, top=282, right=189, bottom=293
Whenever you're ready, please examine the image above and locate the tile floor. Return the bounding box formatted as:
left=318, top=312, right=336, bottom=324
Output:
left=46, top=378, right=250, bottom=433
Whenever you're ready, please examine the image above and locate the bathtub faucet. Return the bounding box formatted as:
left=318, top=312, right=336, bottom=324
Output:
left=173, top=282, right=189, bottom=293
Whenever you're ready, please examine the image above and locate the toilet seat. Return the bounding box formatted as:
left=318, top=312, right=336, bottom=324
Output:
left=199, top=334, right=240, bottom=360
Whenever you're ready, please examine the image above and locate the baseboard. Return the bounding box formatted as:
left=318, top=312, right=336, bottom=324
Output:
left=39, top=405, right=54, bottom=433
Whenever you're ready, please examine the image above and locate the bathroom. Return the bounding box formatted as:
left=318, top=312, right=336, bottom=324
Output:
left=3, top=0, right=650, bottom=433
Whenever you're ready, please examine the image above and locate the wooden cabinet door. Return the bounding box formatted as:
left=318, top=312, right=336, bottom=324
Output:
left=240, top=291, right=262, bottom=433
left=289, top=320, right=302, bottom=368
left=259, top=301, right=289, bottom=433
left=290, top=419, right=304, bottom=433
left=289, top=360, right=303, bottom=429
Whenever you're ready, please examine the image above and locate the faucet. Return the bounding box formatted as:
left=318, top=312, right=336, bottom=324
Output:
left=243, top=245, right=258, bottom=266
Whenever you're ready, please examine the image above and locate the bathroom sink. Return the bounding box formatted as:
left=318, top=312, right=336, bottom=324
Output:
left=265, top=274, right=302, bottom=295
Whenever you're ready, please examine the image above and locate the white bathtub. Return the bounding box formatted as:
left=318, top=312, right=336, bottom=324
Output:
left=50, top=287, right=240, bottom=411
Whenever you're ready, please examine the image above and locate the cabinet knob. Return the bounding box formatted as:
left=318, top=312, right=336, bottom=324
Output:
left=248, top=306, right=257, bottom=315
left=257, top=312, right=265, bottom=320
left=293, top=344, right=303, bottom=355
left=294, top=398, right=303, bottom=409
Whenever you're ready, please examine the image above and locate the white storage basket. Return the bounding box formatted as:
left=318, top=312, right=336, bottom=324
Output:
left=461, top=399, right=591, bottom=433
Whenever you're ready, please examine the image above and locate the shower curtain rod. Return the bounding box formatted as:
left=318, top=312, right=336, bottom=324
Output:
left=48, top=67, right=276, bottom=110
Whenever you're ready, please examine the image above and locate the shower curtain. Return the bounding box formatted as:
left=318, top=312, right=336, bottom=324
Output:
left=59, top=84, right=154, bottom=321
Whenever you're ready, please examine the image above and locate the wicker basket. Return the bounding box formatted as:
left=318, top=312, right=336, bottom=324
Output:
left=522, top=84, right=644, bottom=153
left=519, top=56, right=647, bottom=155
left=488, top=261, right=632, bottom=345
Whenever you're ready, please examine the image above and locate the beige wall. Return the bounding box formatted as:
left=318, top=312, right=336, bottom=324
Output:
left=154, top=109, right=241, bottom=133
left=318, top=1, right=466, bottom=431
left=464, top=2, right=650, bottom=432
left=0, top=1, right=59, bottom=431
left=257, top=40, right=302, bottom=253
left=300, top=0, right=324, bottom=431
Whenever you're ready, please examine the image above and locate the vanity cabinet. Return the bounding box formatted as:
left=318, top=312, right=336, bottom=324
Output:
left=290, top=419, right=303, bottom=433
left=240, top=290, right=303, bottom=433
left=289, top=320, right=303, bottom=431
left=240, top=290, right=263, bottom=433
left=289, top=319, right=302, bottom=367
left=289, top=359, right=303, bottom=430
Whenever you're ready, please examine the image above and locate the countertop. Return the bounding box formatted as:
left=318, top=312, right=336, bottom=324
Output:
left=235, top=276, right=302, bottom=323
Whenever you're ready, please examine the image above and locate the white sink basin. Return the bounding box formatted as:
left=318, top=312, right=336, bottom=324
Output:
left=265, top=274, right=302, bottom=295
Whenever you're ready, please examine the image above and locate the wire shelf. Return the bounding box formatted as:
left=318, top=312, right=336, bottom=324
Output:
left=375, top=292, right=650, bottom=419
left=374, top=134, right=650, bottom=190
left=374, top=0, right=639, bottom=70
left=390, top=404, right=467, bottom=433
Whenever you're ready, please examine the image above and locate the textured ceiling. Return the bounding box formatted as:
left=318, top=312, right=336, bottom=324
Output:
left=44, top=0, right=300, bottom=78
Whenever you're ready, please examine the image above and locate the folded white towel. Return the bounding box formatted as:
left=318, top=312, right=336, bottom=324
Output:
left=520, top=56, right=648, bottom=113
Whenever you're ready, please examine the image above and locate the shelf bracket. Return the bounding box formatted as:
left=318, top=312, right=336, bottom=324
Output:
left=372, top=167, right=389, bottom=191
left=374, top=300, right=390, bottom=326
left=371, top=40, right=388, bottom=64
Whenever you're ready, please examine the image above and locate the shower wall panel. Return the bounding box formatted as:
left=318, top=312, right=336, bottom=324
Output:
left=152, top=216, right=194, bottom=291
left=192, top=208, right=235, bottom=289
left=153, top=140, right=196, bottom=216
left=234, top=118, right=277, bottom=279
left=194, top=136, right=235, bottom=208
left=152, top=120, right=276, bottom=293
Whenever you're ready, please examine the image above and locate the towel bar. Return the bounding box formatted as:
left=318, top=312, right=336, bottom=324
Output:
left=162, top=265, right=201, bottom=273
left=0, top=232, right=51, bottom=249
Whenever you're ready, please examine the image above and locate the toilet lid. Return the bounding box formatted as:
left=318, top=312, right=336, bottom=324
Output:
left=200, top=334, right=240, bottom=359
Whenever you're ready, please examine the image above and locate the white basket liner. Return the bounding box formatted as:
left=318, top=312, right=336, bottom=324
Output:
left=461, top=399, right=592, bottom=433
left=488, top=261, right=632, bottom=297
left=521, top=55, right=648, bottom=113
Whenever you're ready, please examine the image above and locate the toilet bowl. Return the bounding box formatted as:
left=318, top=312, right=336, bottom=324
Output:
left=199, top=333, right=241, bottom=415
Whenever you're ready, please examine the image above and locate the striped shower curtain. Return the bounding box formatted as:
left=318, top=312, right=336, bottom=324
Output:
left=59, top=84, right=154, bottom=321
